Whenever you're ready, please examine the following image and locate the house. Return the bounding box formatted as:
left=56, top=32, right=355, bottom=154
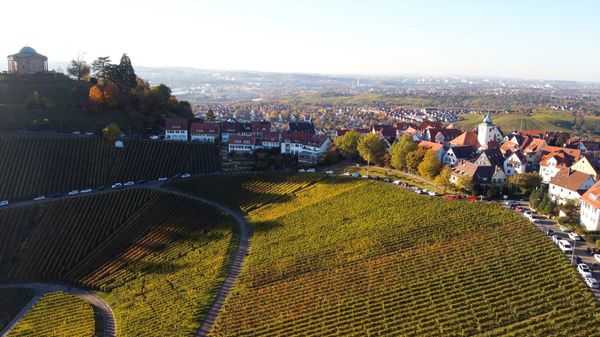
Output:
left=522, top=138, right=546, bottom=168
left=164, top=118, right=188, bottom=141
left=548, top=169, right=595, bottom=205
left=288, top=122, right=315, bottom=134
left=579, top=180, right=600, bottom=231
left=260, top=132, right=281, bottom=149
left=499, top=141, right=519, bottom=155
left=228, top=135, right=257, bottom=153
left=280, top=132, right=331, bottom=164
left=423, top=128, right=462, bottom=144
left=575, top=140, right=600, bottom=152
left=418, top=120, right=444, bottom=131
left=396, top=122, right=418, bottom=131
left=190, top=122, right=220, bottom=142
left=418, top=141, right=446, bottom=161
left=474, top=148, right=504, bottom=168
left=477, top=113, right=503, bottom=149
left=220, top=122, right=240, bottom=142
left=372, top=125, right=397, bottom=143
left=449, top=160, right=499, bottom=187
left=503, top=150, right=527, bottom=176
left=519, top=130, right=546, bottom=138
left=571, top=154, right=600, bottom=179
left=442, top=146, right=474, bottom=165
left=335, top=129, right=369, bottom=138
left=539, top=147, right=582, bottom=184
left=450, top=130, right=480, bottom=148
left=251, top=121, right=272, bottom=137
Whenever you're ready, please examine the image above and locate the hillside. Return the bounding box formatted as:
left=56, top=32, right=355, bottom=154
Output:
left=0, top=135, right=218, bottom=200
left=0, top=189, right=235, bottom=337
left=168, top=174, right=600, bottom=336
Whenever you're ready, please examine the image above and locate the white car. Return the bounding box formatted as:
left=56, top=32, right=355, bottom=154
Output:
left=594, top=254, right=600, bottom=263
left=577, top=264, right=593, bottom=278
left=585, top=277, right=599, bottom=289
left=68, top=190, right=80, bottom=196
left=72, top=131, right=81, bottom=135
left=33, top=195, right=46, bottom=201
left=297, top=169, right=306, bottom=173
left=124, top=181, right=135, bottom=186
left=427, top=191, right=436, bottom=196
left=361, top=175, right=369, bottom=179
left=81, top=188, right=93, bottom=194
left=158, top=177, right=168, bottom=181
left=0, top=200, right=8, bottom=207
left=306, top=168, right=316, bottom=173
left=523, top=211, right=533, bottom=219
left=568, top=232, right=581, bottom=241
left=149, top=135, right=159, bottom=140
left=325, top=170, right=334, bottom=174
left=111, top=183, right=123, bottom=189
left=85, top=132, right=94, bottom=136
left=180, top=174, right=192, bottom=179
left=393, top=180, right=401, bottom=185
left=551, top=235, right=562, bottom=244
left=558, top=240, right=573, bottom=253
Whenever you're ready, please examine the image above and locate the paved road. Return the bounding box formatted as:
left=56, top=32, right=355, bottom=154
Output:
left=0, top=283, right=116, bottom=337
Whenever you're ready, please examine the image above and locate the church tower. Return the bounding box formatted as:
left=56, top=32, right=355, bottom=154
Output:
left=477, top=113, right=502, bottom=148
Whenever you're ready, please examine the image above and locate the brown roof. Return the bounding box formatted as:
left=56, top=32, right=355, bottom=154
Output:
left=500, top=141, right=519, bottom=154
left=581, top=180, right=600, bottom=209
left=523, top=138, right=546, bottom=153
left=418, top=140, right=444, bottom=152
left=540, top=150, right=578, bottom=167
left=165, top=118, right=188, bottom=130
left=228, top=135, right=256, bottom=145
left=450, top=131, right=480, bottom=148
left=190, top=122, right=220, bottom=134
left=549, top=170, right=593, bottom=192
left=520, top=130, right=545, bottom=137
left=542, top=146, right=581, bottom=159
left=282, top=131, right=328, bottom=147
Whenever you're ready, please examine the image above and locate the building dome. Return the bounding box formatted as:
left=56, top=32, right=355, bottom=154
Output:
left=19, top=46, right=37, bottom=54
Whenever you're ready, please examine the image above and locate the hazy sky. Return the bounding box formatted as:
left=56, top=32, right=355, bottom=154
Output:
left=2, top=0, right=599, bottom=81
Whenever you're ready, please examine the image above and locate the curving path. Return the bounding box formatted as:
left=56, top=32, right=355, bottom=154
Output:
left=0, top=283, right=116, bottom=337
left=149, top=186, right=252, bottom=337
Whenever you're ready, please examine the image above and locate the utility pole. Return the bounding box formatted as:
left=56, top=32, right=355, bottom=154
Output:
left=571, top=238, right=576, bottom=265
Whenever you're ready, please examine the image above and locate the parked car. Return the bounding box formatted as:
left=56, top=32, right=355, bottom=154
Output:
left=136, top=179, right=146, bottom=184
left=585, top=277, right=599, bottom=289
left=51, top=193, right=62, bottom=198
left=558, top=240, right=573, bottom=253
left=466, top=196, right=477, bottom=201
left=551, top=235, right=562, bottom=244
left=577, top=264, right=593, bottom=278
left=594, top=254, right=600, bottom=263
left=124, top=181, right=135, bottom=186
left=504, top=200, right=519, bottom=207
left=568, top=232, right=582, bottom=241
left=342, top=172, right=351, bottom=176
left=531, top=218, right=542, bottom=224
left=81, top=188, right=93, bottom=194
left=158, top=177, right=168, bottom=182
left=297, top=169, right=306, bottom=173
left=351, top=173, right=360, bottom=177
left=523, top=211, right=533, bottom=219
left=85, top=132, right=94, bottom=136
left=559, top=225, right=571, bottom=232
left=68, top=190, right=80, bottom=196
left=33, top=195, right=46, bottom=201
left=97, top=186, right=105, bottom=191
left=72, top=131, right=81, bottom=135
left=543, top=228, right=554, bottom=236
left=112, top=183, right=123, bottom=189
left=361, top=175, right=369, bottom=179
left=325, top=170, right=334, bottom=174
left=149, top=135, right=159, bottom=140
left=181, top=174, right=192, bottom=179
left=383, top=178, right=390, bottom=183
left=306, top=168, right=316, bottom=173
left=0, top=200, right=8, bottom=207
left=393, top=180, right=401, bottom=185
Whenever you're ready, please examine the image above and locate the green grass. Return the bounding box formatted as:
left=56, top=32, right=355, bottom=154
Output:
left=0, top=288, right=34, bottom=331
left=0, top=189, right=235, bottom=337
left=7, top=291, right=97, bottom=337
left=0, top=135, right=219, bottom=200
left=170, top=176, right=600, bottom=336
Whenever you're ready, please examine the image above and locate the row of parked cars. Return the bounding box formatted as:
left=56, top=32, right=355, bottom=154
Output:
left=506, top=200, right=599, bottom=289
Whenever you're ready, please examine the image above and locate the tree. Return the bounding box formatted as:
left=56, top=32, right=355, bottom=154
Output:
left=507, top=173, right=542, bottom=194
left=530, top=188, right=544, bottom=209
left=116, top=53, right=137, bottom=90
left=418, top=149, right=442, bottom=179
left=389, top=134, right=417, bottom=170
left=102, top=123, right=121, bottom=140
left=91, top=56, right=111, bottom=83
left=67, top=54, right=90, bottom=81
left=103, top=82, right=120, bottom=108
left=456, top=175, right=473, bottom=194
left=434, top=166, right=452, bottom=193
left=206, top=108, right=216, bottom=121
left=334, top=130, right=361, bottom=158
left=88, top=86, right=104, bottom=105
left=405, top=147, right=427, bottom=173
left=357, top=133, right=386, bottom=175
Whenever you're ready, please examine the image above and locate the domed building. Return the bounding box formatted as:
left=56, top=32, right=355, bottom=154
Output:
left=7, top=46, right=48, bottom=74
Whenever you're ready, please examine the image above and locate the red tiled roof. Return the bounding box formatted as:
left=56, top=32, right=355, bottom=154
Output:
left=581, top=180, right=600, bottom=209
left=450, top=131, right=480, bottom=148
left=220, top=121, right=240, bottom=133
left=261, top=132, right=280, bottom=142
left=228, top=135, right=256, bottom=145
left=418, top=140, right=444, bottom=152
left=165, top=118, right=188, bottom=130
left=283, top=131, right=328, bottom=147
left=549, top=170, right=593, bottom=192
left=190, top=122, right=220, bottom=134
left=251, top=121, right=272, bottom=132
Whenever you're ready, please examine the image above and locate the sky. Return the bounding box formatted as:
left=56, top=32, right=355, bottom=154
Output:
left=2, top=0, right=599, bottom=81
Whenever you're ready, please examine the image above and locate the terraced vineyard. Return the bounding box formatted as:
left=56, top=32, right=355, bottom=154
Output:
left=166, top=171, right=324, bottom=212
left=7, top=291, right=97, bottom=337
left=0, top=189, right=235, bottom=337
left=172, top=176, right=600, bottom=336
left=0, top=134, right=218, bottom=200
left=0, top=288, right=34, bottom=331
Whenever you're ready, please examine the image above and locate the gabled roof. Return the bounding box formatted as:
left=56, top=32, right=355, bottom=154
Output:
left=450, top=131, right=480, bottom=148
left=165, top=118, right=188, bottom=130
left=396, top=122, right=418, bottom=130
left=523, top=138, right=546, bottom=153
left=500, top=141, right=519, bottom=154
left=228, top=135, right=256, bottom=145
left=418, top=140, right=444, bottom=152
left=282, top=131, right=328, bottom=147
left=581, top=180, right=600, bottom=209
left=190, top=122, right=220, bottom=134
left=448, top=145, right=475, bottom=159
left=427, top=128, right=462, bottom=142
left=220, top=121, right=240, bottom=133
left=251, top=121, right=272, bottom=133
left=288, top=122, right=315, bottom=133
left=261, top=132, right=280, bottom=142
left=540, top=149, right=580, bottom=167
left=418, top=120, right=444, bottom=131
left=477, top=148, right=505, bottom=167
left=451, top=160, right=496, bottom=183
left=506, top=150, right=527, bottom=164
left=519, top=130, right=545, bottom=138
left=549, top=169, right=593, bottom=192
left=372, top=125, right=397, bottom=139
left=542, top=146, right=582, bottom=160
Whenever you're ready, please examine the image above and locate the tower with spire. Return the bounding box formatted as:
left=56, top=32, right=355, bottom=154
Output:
left=477, top=112, right=503, bottom=149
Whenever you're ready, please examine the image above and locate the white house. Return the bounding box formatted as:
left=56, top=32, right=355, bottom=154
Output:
left=548, top=170, right=595, bottom=205
left=281, top=131, right=331, bottom=164
left=580, top=180, right=600, bottom=231
left=503, top=151, right=527, bottom=176
left=477, top=113, right=503, bottom=149
left=260, top=132, right=281, bottom=149
left=220, top=121, right=239, bottom=142
left=539, top=148, right=581, bottom=184
left=442, top=146, right=474, bottom=165
left=164, top=118, right=188, bottom=141
left=190, top=122, right=220, bottom=143
left=228, top=135, right=257, bottom=153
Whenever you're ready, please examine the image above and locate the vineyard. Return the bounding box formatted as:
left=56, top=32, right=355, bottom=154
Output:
left=170, top=177, right=600, bottom=336
left=0, top=134, right=219, bottom=200
left=166, top=171, right=325, bottom=212
left=0, top=288, right=34, bottom=331
left=7, top=291, right=97, bottom=337
left=0, top=189, right=235, bottom=337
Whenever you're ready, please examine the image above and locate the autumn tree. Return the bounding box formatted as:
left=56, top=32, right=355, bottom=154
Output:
left=67, top=53, right=90, bottom=81
left=434, top=166, right=452, bottom=193
left=103, top=82, right=120, bottom=108
left=389, top=134, right=417, bottom=170
left=88, top=85, right=104, bottom=105
left=507, top=172, right=542, bottom=194
left=418, top=149, right=442, bottom=179
left=335, top=130, right=361, bottom=158
left=405, top=147, right=427, bottom=173
left=357, top=133, right=386, bottom=175
left=456, top=174, right=473, bottom=194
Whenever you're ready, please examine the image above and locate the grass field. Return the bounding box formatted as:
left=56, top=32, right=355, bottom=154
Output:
left=0, top=189, right=235, bottom=337
left=170, top=175, right=600, bottom=336
left=455, top=110, right=600, bottom=134
left=7, top=291, right=97, bottom=337
left=0, top=288, right=34, bottom=331
left=0, top=135, right=218, bottom=200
